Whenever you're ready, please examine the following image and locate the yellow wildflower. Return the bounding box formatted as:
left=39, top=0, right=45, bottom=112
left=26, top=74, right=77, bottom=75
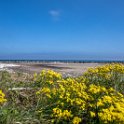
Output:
left=90, top=111, right=96, bottom=117
left=0, top=90, right=7, bottom=103
left=72, top=116, right=82, bottom=124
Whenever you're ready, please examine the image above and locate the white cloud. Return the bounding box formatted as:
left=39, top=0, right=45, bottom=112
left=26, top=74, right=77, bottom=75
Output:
left=49, top=10, right=60, bottom=16
left=49, top=10, right=60, bottom=21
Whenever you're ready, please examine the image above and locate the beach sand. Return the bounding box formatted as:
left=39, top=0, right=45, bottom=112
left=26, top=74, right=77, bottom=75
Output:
left=0, top=62, right=104, bottom=77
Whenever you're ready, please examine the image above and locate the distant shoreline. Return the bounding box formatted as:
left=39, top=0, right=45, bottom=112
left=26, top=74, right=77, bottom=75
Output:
left=0, top=59, right=124, bottom=63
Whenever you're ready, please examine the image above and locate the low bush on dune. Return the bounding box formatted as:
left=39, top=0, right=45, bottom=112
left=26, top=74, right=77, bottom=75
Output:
left=0, top=63, right=124, bottom=124
left=83, top=63, right=124, bottom=93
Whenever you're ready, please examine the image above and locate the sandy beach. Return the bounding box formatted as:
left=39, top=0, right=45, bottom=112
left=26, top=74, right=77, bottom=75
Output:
left=0, top=62, right=103, bottom=77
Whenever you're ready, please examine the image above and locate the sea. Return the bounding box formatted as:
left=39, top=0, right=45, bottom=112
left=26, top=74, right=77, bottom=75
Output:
left=0, top=59, right=124, bottom=63
left=0, top=53, right=123, bottom=63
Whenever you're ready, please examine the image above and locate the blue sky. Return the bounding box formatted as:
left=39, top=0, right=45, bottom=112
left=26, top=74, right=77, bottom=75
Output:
left=0, top=0, right=124, bottom=59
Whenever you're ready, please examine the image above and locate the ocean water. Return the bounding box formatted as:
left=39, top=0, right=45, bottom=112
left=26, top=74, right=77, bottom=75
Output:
left=0, top=53, right=123, bottom=63
left=0, top=59, right=124, bottom=63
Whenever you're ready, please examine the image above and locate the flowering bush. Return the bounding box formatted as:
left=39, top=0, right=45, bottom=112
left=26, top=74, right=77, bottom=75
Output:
left=83, top=63, right=124, bottom=93
left=36, top=67, right=124, bottom=124
left=0, top=64, right=124, bottom=124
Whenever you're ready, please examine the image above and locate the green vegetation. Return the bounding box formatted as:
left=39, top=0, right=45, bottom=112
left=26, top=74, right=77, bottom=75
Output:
left=0, top=63, right=124, bottom=124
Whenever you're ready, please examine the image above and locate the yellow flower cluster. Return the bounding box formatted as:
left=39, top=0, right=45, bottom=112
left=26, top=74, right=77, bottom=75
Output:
left=0, top=90, right=7, bottom=104
left=83, top=63, right=124, bottom=93
left=88, top=84, right=106, bottom=94
left=84, top=63, right=124, bottom=81
left=85, top=63, right=124, bottom=75
left=34, top=70, right=62, bottom=89
left=36, top=87, right=50, bottom=94
left=88, top=86, right=124, bottom=123
left=36, top=87, right=51, bottom=98
left=36, top=64, right=124, bottom=124
left=39, top=70, right=62, bottom=82
left=52, top=108, right=72, bottom=120
left=52, top=108, right=82, bottom=124
left=72, top=117, right=82, bottom=124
